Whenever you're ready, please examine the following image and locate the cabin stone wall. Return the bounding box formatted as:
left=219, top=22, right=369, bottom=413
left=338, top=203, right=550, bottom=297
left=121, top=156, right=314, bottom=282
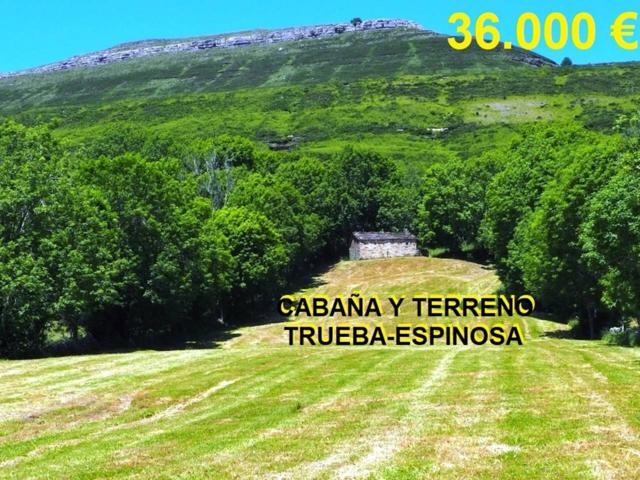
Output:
left=349, top=240, right=418, bottom=260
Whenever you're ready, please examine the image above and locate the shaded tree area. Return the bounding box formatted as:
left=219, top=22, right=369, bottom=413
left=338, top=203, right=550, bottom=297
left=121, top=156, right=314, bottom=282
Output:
left=0, top=122, right=409, bottom=357
left=414, top=121, right=639, bottom=339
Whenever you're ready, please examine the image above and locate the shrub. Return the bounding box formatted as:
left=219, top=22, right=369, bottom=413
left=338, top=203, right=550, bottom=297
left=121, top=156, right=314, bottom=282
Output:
left=602, top=327, right=640, bottom=347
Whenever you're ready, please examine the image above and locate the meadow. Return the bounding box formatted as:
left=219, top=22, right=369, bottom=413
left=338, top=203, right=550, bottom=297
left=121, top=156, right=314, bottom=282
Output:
left=2, top=257, right=639, bottom=479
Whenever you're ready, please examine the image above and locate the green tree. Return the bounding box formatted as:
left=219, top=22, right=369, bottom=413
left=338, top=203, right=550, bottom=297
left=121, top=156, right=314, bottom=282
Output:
left=0, top=121, right=61, bottom=356
left=416, top=156, right=501, bottom=254
left=481, top=126, right=599, bottom=287
left=208, top=207, right=288, bottom=312
left=274, top=155, right=344, bottom=255
left=508, top=145, right=620, bottom=337
left=0, top=252, right=52, bottom=357
left=227, top=172, right=321, bottom=266
left=376, top=183, right=419, bottom=233
left=581, top=158, right=640, bottom=320
left=327, top=148, right=398, bottom=246
left=86, top=123, right=148, bottom=159
left=77, top=153, right=219, bottom=342
left=40, top=182, right=129, bottom=341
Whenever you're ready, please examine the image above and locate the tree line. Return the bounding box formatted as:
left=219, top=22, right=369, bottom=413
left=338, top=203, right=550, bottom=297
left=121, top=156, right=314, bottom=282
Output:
left=0, top=121, right=411, bottom=357
left=0, top=118, right=638, bottom=357
left=416, top=121, right=640, bottom=340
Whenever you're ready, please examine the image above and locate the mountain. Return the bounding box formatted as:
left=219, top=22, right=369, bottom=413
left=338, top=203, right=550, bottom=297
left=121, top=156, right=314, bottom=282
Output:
left=0, top=20, right=429, bottom=78
left=0, top=19, right=636, bottom=164
left=1, top=19, right=555, bottom=80
left=0, top=20, right=554, bottom=109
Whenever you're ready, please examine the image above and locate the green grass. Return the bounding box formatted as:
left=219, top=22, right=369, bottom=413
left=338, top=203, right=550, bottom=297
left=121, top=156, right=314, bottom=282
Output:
left=2, top=257, right=639, bottom=479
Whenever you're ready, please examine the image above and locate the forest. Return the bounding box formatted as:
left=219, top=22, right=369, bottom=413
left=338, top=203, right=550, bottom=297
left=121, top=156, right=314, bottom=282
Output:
left=1, top=112, right=638, bottom=357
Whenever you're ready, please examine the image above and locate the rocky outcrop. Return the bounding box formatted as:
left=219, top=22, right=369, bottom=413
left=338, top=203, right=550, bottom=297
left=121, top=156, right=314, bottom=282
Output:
left=0, top=19, right=426, bottom=79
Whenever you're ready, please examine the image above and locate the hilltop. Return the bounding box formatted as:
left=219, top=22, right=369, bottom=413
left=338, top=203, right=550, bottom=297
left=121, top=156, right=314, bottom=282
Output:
left=0, top=19, right=429, bottom=79
left=0, top=19, right=556, bottom=111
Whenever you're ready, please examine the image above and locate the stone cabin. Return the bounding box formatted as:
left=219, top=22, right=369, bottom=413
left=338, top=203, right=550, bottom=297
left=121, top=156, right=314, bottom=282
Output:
left=349, top=231, right=418, bottom=260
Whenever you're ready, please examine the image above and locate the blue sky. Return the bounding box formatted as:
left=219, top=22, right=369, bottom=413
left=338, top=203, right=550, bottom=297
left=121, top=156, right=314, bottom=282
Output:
left=0, top=0, right=638, bottom=72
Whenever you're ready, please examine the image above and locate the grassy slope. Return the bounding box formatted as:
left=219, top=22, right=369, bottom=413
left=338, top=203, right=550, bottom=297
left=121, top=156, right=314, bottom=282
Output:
left=2, top=29, right=639, bottom=165
left=0, top=31, right=549, bottom=109
left=2, top=257, right=639, bottom=479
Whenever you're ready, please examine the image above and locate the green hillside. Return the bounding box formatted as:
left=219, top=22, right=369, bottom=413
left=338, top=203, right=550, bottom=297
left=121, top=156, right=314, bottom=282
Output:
left=0, top=29, right=553, bottom=109
left=1, top=23, right=639, bottom=354
left=2, top=258, right=639, bottom=479
left=2, top=27, right=639, bottom=169
left=3, top=27, right=638, bottom=164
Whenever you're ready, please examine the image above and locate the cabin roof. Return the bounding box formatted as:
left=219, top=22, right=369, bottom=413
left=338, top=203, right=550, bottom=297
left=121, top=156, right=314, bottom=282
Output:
left=352, top=231, right=417, bottom=242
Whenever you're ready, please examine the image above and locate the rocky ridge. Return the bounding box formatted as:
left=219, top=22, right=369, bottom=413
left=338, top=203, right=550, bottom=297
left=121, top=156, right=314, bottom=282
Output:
left=0, top=19, right=428, bottom=79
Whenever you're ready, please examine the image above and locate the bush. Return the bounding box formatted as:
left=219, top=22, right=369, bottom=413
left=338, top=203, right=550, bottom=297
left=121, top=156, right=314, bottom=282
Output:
left=602, top=327, right=640, bottom=347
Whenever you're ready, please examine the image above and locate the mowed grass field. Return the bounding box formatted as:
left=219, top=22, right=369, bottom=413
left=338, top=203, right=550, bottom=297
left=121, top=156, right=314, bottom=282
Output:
left=2, top=257, right=640, bottom=479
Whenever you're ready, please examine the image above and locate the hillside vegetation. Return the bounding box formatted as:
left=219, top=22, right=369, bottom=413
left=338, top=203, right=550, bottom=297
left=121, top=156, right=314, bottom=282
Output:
left=2, top=28, right=639, bottom=166
left=0, top=25, right=639, bottom=357
left=2, top=257, right=640, bottom=479
left=1, top=23, right=639, bottom=479
left=0, top=29, right=552, bottom=108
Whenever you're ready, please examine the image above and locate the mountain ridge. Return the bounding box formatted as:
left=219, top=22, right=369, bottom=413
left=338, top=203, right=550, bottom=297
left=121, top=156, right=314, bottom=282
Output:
left=0, top=19, right=430, bottom=79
